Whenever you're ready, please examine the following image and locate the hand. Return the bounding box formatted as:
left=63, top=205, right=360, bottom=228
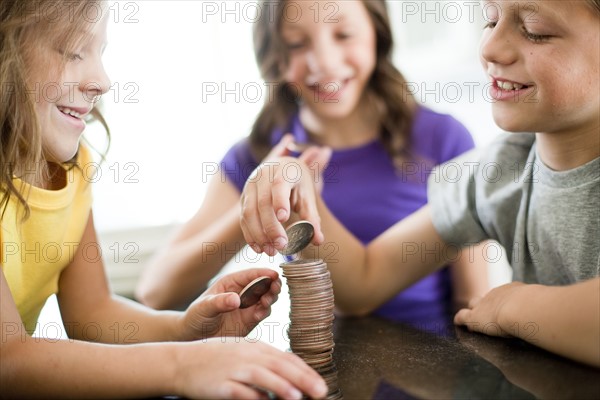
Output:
left=178, top=268, right=282, bottom=340
left=454, top=282, right=526, bottom=337
left=240, top=148, right=331, bottom=256
left=174, top=338, right=328, bottom=400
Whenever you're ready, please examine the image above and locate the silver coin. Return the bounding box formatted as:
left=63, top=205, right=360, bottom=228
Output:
left=238, top=276, right=272, bottom=309
left=280, top=220, right=315, bottom=256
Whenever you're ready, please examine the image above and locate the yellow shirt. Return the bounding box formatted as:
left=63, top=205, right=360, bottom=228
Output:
left=1, top=146, right=93, bottom=334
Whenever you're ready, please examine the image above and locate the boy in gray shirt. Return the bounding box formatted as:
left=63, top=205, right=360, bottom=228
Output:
left=238, top=0, right=600, bottom=367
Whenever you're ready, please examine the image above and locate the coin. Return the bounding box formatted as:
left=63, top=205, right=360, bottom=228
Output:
left=238, top=276, right=272, bottom=309
left=280, top=220, right=315, bottom=256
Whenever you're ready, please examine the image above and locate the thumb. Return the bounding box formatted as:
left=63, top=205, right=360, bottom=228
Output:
left=194, top=293, right=240, bottom=318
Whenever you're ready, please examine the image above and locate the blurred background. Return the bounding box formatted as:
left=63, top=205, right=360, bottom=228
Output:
left=36, top=0, right=510, bottom=340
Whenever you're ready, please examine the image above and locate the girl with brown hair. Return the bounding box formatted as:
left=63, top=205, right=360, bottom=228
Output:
left=138, top=0, right=489, bottom=323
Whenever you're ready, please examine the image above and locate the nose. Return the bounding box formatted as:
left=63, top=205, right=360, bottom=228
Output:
left=306, top=35, right=343, bottom=79
left=81, top=57, right=111, bottom=103
left=480, top=21, right=518, bottom=66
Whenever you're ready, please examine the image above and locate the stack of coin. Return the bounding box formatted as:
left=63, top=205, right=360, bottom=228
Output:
left=281, top=257, right=343, bottom=400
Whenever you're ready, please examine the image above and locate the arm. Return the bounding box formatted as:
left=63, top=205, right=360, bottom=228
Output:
left=58, top=211, right=281, bottom=343
left=454, top=278, right=600, bottom=367
left=135, top=176, right=245, bottom=310
left=241, top=155, right=454, bottom=316
left=448, top=243, right=490, bottom=310
left=136, top=136, right=295, bottom=310
left=1, top=267, right=325, bottom=399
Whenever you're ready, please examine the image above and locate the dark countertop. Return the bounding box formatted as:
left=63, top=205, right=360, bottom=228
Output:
left=331, top=315, right=600, bottom=399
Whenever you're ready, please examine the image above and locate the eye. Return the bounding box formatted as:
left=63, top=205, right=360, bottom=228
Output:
left=336, top=32, right=352, bottom=40
left=58, top=49, right=84, bottom=61
left=522, top=27, right=551, bottom=43
left=66, top=53, right=84, bottom=61
left=483, top=21, right=497, bottom=30
left=285, top=40, right=307, bottom=51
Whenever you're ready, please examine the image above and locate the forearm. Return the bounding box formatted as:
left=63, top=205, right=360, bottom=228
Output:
left=310, top=202, right=450, bottom=315
left=449, top=243, right=490, bottom=309
left=2, top=335, right=177, bottom=398
left=498, top=278, right=600, bottom=367
left=136, top=207, right=244, bottom=309
left=65, top=294, right=186, bottom=343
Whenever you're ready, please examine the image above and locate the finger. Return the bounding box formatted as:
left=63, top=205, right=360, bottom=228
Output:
left=296, top=186, right=324, bottom=246
left=240, top=179, right=269, bottom=254
left=278, top=353, right=329, bottom=399
left=266, top=134, right=295, bottom=160
left=198, top=293, right=240, bottom=318
left=237, top=354, right=327, bottom=399
left=453, top=308, right=472, bottom=327
left=256, top=166, right=293, bottom=252
left=240, top=217, right=265, bottom=255
left=467, top=296, right=482, bottom=309
left=300, top=146, right=332, bottom=173
left=233, top=268, right=279, bottom=290
left=214, top=381, right=265, bottom=400
left=241, top=181, right=280, bottom=255
left=233, top=366, right=304, bottom=400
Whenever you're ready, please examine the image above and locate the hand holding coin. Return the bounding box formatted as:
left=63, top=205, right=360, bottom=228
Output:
left=239, top=276, right=273, bottom=309
left=280, top=220, right=315, bottom=260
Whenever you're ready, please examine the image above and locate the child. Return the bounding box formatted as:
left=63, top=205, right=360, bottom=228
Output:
left=238, top=0, right=600, bottom=367
left=0, top=1, right=327, bottom=398
left=136, top=0, right=489, bottom=323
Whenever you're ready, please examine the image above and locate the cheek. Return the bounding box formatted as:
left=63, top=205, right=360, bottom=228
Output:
left=349, top=44, right=376, bottom=77
left=283, top=56, right=306, bottom=84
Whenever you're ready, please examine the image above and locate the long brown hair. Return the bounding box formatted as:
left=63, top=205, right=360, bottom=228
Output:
left=0, top=0, right=109, bottom=220
left=250, top=0, right=416, bottom=164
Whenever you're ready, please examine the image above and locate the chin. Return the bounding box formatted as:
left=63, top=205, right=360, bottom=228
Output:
left=45, top=143, right=81, bottom=163
left=492, top=110, right=534, bottom=134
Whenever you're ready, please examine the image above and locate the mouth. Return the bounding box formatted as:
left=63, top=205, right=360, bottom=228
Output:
left=307, top=78, right=351, bottom=96
left=57, top=105, right=90, bottom=121
left=492, top=77, right=533, bottom=91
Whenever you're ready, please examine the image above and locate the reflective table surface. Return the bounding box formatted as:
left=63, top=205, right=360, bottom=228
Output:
left=331, top=315, right=600, bottom=399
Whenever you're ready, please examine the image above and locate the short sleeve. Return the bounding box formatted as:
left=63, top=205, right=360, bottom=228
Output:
left=427, top=149, right=488, bottom=247
left=219, top=139, right=259, bottom=193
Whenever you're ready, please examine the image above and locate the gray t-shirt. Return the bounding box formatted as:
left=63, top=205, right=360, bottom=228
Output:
left=428, top=132, right=599, bottom=285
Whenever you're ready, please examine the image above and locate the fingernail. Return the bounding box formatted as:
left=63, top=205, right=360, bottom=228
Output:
left=288, top=388, right=302, bottom=400
left=276, top=209, right=288, bottom=221
left=315, top=381, right=328, bottom=396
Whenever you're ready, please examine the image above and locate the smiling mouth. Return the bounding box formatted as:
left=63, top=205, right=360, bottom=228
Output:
left=494, top=78, right=532, bottom=91
left=57, top=106, right=84, bottom=120
left=309, top=79, right=350, bottom=94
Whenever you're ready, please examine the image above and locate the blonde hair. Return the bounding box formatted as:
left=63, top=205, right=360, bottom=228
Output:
left=0, top=0, right=109, bottom=220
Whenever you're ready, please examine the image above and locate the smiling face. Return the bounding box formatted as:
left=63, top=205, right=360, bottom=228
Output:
left=280, top=0, right=376, bottom=122
left=480, top=0, right=600, bottom=135
left=29, top=12, right=110, bottom=163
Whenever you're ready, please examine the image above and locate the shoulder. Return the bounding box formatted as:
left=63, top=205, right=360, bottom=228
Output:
left=479, top=132, right=535, bottom=167
left=220, top=138, right=260, bottom=192
left=412, top=106, right=475, bottom=163
left=221, top=138, right=257, bottom=166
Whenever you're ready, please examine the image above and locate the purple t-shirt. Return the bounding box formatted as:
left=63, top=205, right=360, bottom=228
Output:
left=221, top=106, right=475, bottom=323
